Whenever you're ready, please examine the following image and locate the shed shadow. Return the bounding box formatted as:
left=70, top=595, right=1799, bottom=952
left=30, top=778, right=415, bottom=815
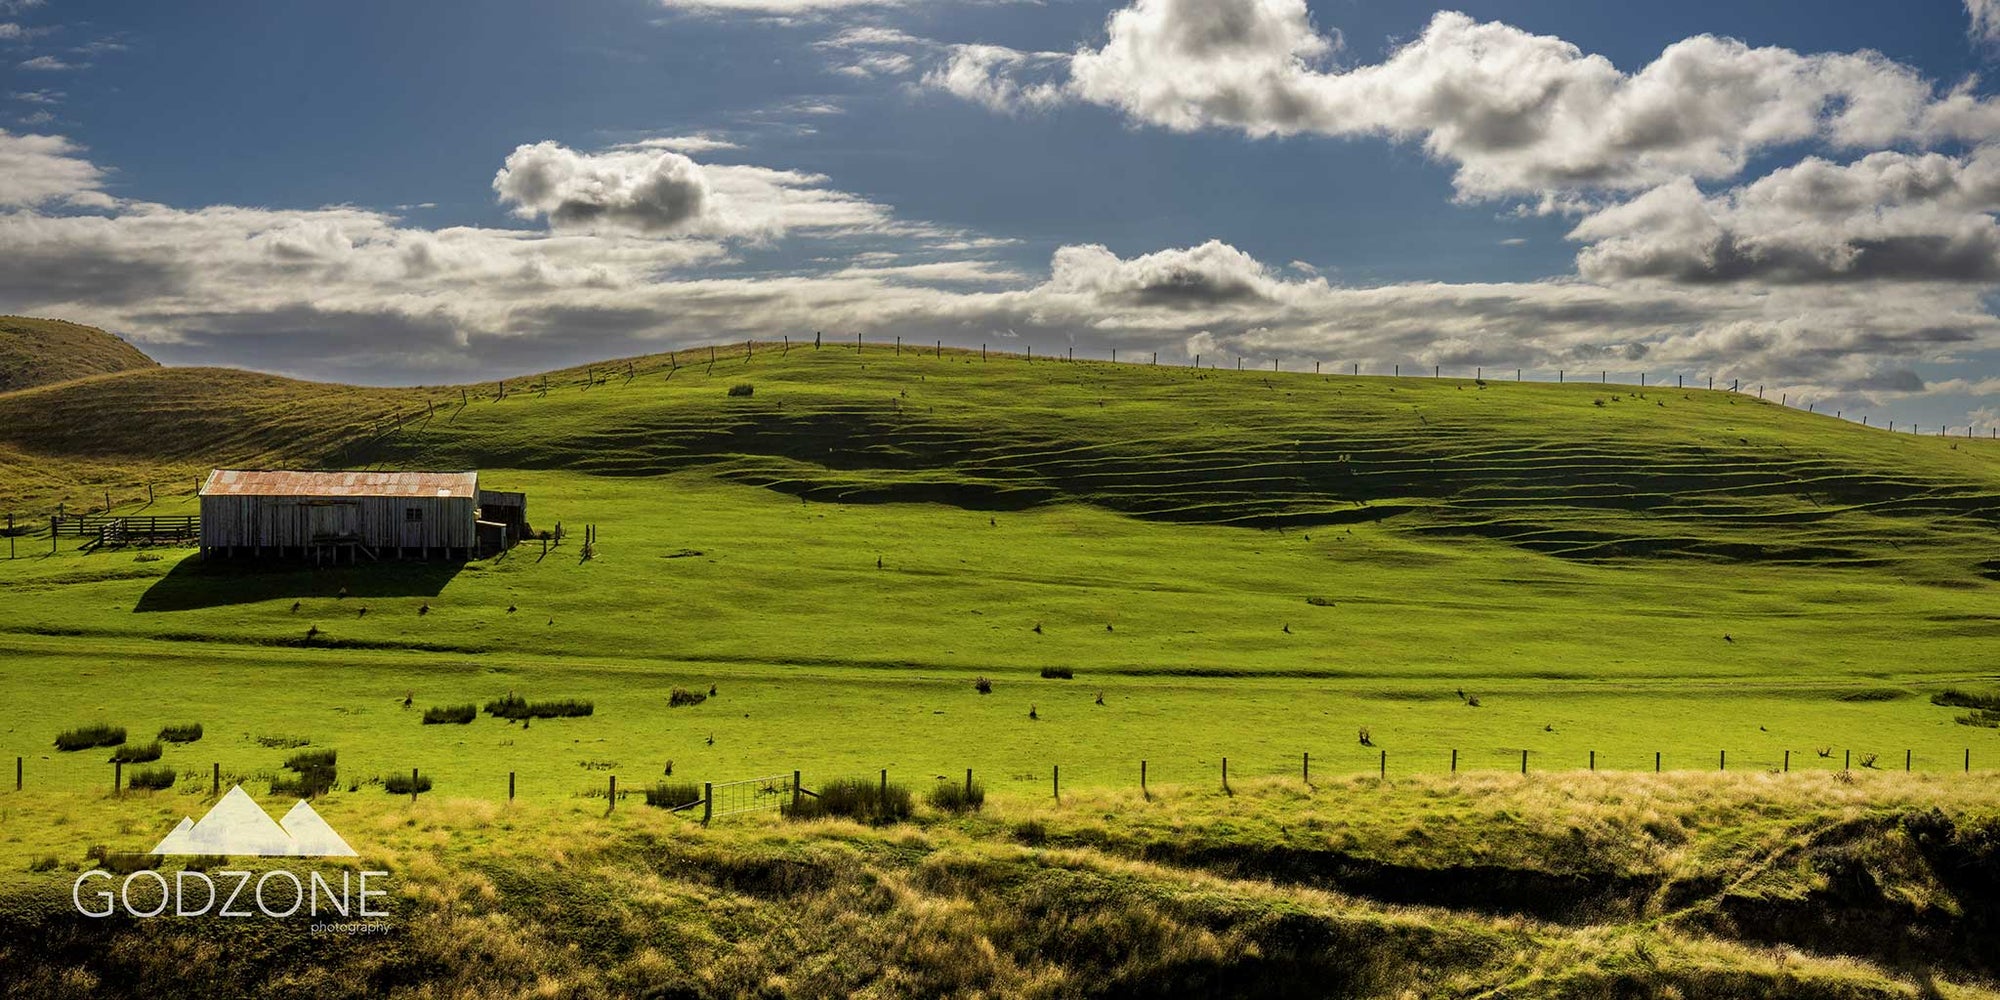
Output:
left=135, top=552, right=465, bottom=613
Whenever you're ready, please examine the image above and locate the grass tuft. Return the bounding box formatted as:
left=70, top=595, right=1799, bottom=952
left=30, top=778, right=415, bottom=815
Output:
left=108, top=741, right=162, bottom=764
left=785, top=776, right=913, bottom=825
left=157, top=723, right=203, bottom=743
left=421, top=704, right=476, bottom=725
left=125, top=766, right=176, bottom=790
left=54, top=723, right=126, bottom=752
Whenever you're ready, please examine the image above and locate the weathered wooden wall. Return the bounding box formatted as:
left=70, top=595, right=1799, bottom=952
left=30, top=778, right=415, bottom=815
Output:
left=200, top=494, right=476, bottom=552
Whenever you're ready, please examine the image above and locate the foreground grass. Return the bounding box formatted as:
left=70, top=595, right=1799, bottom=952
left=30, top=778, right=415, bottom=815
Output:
left=2, top=773, right=1997, bottom=998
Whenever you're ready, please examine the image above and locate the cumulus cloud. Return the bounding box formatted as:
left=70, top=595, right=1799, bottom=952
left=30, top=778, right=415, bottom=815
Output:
left=940, top=1, right=2000, bottom=201
left=1572, top=147, right=2000, bottom=283
left=0, top=129, right=103, bottom=206
left=492, top=140, right=897, bottom=239
left=2, top=128, right=1994, bottom=423
left=1973, top=0, right=2000, bottom=46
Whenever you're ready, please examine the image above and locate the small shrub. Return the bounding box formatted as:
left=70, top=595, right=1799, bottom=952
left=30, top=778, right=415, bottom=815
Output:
left=255, top=735, right=310, bottom=749
left=927, top=779, right=985, bottom=813
left=784, top=777, right=913, bottom=825
left=421, top=704, right=476, bottom=725
left=727, top=383, right=755, bottom=397
left=382, top=771, right=432, bottom=795
left=158, top=723, right=203, bottom=744
left=644, top=781, right=705, bottom=810
left=1039, top=667, right=1073, bottom=680
left=109, top=742, right=162, bottom=764
left=973, top=677, right=992, bottom=695
left=126, top=766, right=176, bottom=791
left=54, top=723, right=125, bottom=752
left=668, top=687, right=707, bottom=708
left=27, top=856, right=59, bottom=873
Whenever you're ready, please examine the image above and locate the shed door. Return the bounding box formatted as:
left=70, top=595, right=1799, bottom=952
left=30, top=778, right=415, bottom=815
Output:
left=308, top=503, right=357, bottom=539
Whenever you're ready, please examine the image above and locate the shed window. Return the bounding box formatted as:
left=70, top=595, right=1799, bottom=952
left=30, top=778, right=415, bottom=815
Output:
left=405, top=507, right=424, bottom=523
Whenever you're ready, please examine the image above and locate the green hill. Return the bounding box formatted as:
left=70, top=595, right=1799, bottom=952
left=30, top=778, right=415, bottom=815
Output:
left=0, top=316, right=158, bottom=394
left=4, top=341, right=1994, bottom=572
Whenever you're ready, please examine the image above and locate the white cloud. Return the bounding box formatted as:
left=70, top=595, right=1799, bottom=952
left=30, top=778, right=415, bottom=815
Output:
left=616, top=134, right=744, bottom=154
left=1972, top=0, right=2000, bottom=46
left=0, top=129, right=102, bottom=206
left=1, top=130, right=1994, bottom=419
left=17, top=54, right=76, bottom=70
left=926, top=44, right=1069, bottom=114
left=1572, top=147, right=2000, bottom=284
left=941, top=1, right=2000, bottom=201
left=492, top=141, right=896, bottom=240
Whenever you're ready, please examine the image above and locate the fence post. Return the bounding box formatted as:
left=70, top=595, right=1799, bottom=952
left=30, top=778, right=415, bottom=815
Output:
left=212, top=762, right=220, bottom=794
left=413, top=768, right=420, bottom=803
left=1302, top=751, right=1309, bottom=783
left=1589, top=750, right=1595, bottom=771
left=1844, top=749, right=1851, bottom=771
left=114, top=761, right=122, bottom=794
left=509, top=771, right=515, bottom=801
left=1140, top=759, right=1147, bottom=798
left=1655, top=751, right=1661, bottom=773
left=703, top=782, right=713, bottom=825
left=1906, top=749, right=1911, bottom=772
left=1720, top=750, right=1726, bottom=771
left=1053, top=764, right=1059, bottom=801
left=795, top=770, right=804, bottom=812
left=965, top=768, right=973, bottom=801
left=608, top=774, right=616, bottom=809
left=1221, top=757, right=1228, bottom=792
left=1450, top=748, right=1457, bottom=773
left=1380, top=749, right=1387, bottom=779
left=880, top=769, right=887, bottom=798
left=1783, top=750, right=1789, bottom=773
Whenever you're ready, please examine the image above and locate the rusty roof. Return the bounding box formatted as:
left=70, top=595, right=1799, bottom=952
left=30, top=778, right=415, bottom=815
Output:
left=202, top=470, right=478, bottom=499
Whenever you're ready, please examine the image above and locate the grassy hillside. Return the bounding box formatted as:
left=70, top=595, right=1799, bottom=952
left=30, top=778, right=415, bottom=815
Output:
left=2, top=340, right=1998, bottom=997
left=0, top=317, right=157, bottom=395
left=4, top=774, right=1999, bottom=998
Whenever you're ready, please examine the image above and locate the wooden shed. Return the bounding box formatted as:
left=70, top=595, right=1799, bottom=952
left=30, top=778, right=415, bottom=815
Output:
left=200, top=470, right=491, bottom=563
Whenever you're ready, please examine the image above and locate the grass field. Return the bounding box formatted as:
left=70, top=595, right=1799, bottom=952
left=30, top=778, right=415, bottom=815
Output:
left=2, top=329, right=1999, bottom=995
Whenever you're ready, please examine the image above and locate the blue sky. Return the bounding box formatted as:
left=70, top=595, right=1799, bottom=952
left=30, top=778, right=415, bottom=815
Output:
left=3, top=0, right=1999, bottom=433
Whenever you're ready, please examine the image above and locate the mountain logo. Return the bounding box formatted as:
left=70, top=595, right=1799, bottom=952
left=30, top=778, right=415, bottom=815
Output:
left=149, top=785, right=358, bottom=857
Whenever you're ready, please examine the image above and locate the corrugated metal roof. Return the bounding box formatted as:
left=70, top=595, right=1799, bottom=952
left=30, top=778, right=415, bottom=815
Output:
left=202, top=470, right=478, bottom=499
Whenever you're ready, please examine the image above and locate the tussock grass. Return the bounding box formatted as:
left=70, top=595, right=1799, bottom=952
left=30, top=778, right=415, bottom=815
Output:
left=123, top=766, right=174, bottom=790
left=484, top=694, right=594, bottom=719
left=156, top=723, right=203, bottom=743
left=107, top=741, right=161, bottom=764
left=927, top=778, right=985, bottom=813
left=420, top=704, right=475, bottom=725
left=786, top=776, right=913, bottom=825
left=382, top=771, right=432, bottom=795
left=643, top=781, right=704, bottom=810
left=667, top=687, right=706, bottom=708
left=53, top=723, right=124, bottom=752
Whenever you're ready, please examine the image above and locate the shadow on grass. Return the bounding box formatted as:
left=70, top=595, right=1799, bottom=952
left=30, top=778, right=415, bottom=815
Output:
left=135, top=552, right=464, bottom=612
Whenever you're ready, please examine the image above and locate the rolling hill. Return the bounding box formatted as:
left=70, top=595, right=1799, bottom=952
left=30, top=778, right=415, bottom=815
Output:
left=1, top=340, right=1995, bottom=573
left=0, top=316, right=158, bottom=394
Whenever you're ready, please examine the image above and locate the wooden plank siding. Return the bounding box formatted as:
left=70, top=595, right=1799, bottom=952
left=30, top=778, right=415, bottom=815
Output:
left=199, top=470, right=482, bottom=558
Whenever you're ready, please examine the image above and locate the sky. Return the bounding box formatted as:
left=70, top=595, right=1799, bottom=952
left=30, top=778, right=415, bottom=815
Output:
left=2, top=0, right=2000, bottom=433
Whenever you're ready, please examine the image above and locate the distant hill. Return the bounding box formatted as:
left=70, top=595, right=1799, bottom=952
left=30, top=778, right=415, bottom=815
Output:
left=0, top=317, right=158, bottom=393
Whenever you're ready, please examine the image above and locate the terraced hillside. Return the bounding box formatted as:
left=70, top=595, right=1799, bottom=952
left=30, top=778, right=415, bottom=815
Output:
left=351, top=346, right=2000, bottom=570
left=0, top=316, right=156, bottom=394
left=2, top=343, right=1997, bottom=573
